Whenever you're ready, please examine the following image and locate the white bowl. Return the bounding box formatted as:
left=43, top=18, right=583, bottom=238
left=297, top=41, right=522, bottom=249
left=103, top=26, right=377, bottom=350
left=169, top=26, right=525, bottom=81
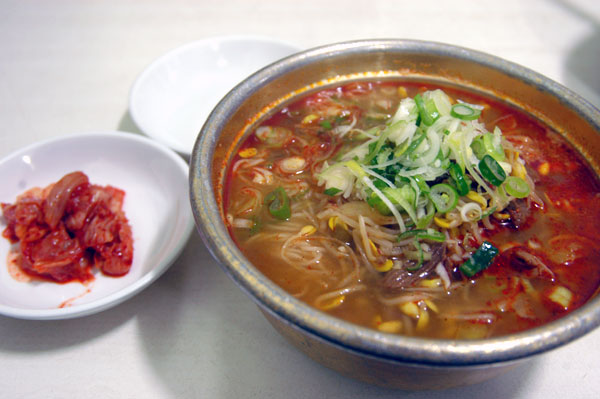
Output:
left=129, top=35, right=301, bottom=155
left=0, top=131, right=194, bottom=320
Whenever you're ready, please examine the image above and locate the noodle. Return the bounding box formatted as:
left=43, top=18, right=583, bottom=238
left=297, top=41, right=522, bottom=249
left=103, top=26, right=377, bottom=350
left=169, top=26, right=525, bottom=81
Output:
left=224, top=80, right=600, bottom=339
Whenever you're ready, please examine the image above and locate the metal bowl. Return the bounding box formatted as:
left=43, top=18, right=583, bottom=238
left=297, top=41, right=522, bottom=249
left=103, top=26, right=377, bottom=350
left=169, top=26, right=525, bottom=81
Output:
left=189, top=39, right=600, bottom=389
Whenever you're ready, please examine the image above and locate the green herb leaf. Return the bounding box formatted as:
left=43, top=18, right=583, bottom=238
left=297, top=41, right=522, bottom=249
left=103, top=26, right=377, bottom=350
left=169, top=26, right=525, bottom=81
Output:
left=324, top=187, right=342, bottom=196
left=460, top=241, right=499, bottom=277
left=264, top=187, right=291, bottom=220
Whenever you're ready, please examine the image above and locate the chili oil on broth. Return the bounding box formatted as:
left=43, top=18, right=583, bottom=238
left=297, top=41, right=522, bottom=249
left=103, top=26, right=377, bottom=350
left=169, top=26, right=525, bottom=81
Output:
left=224, top=80, right=600, bottom=339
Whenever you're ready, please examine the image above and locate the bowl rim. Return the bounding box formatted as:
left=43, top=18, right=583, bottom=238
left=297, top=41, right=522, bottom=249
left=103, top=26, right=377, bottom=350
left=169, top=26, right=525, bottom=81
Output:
left=128, top=34, right=302, bottom=155
left=189, top=39, right=600, bottom=366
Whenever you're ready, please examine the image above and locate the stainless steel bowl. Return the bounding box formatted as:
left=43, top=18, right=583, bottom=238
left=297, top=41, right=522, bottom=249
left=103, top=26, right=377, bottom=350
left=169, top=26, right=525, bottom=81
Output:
left=189, top=39, right=600, bottom=389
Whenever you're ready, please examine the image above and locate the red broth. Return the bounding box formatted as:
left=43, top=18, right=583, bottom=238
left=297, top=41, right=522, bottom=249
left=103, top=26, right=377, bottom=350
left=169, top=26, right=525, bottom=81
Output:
left=224, top=81, right=600, bottom=339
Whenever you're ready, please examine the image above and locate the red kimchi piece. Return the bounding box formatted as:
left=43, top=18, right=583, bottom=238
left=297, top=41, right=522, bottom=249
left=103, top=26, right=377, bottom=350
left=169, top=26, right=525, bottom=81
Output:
left=1, top=171, right=133, bottom=283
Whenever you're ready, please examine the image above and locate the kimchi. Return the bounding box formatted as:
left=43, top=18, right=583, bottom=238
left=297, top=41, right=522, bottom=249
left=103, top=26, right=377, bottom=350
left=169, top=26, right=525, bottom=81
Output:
left=1, top=171, right=134, bottom=283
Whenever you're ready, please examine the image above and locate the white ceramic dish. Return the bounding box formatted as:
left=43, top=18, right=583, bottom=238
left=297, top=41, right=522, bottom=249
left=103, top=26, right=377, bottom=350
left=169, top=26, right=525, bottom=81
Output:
left=0, top=131, right=194, bottom=320
left=129, top=35, right=301, bottom=155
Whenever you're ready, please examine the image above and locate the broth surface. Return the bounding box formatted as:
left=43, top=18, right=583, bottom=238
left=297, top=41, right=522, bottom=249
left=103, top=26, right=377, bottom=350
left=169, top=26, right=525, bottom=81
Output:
left=224, top=81, right=600, bottom=339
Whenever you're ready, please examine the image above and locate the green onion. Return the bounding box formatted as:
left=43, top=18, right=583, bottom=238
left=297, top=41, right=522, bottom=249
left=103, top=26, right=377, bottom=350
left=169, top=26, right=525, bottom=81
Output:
left=393, top=138, right=411, bottom=157
left=451, top=103, right=481, bottom=121
left=382, top=186, right=418, bottom=223
left=448, top=163, right=470, bottom=196
left=479, top=206, right=497, bottom=220
left=406, top=238, right=424, bottom=271
left=414, top=94, right=440, bottom=126
left=367, top=192, right=391, bottom=215
left=404, top=128, right=427, bottom=156
left=363, top=127, right=393, bottom=164
left=395, top=174, right=410, bottom=187
left=471, top=132, right=505, bottom=161
left=324, top=187, right=342, bottom=196
left=344, top=160, right=367, bottom=178
left=375, top=146, right=392, bottom=165
left=479, top=155, right=506, bottom=186
left=459, top=241, right=499, bottom=277
left=416, top=201, right=435, bottom=229
left=397, top=228, right=445, bottom=242
left=413, top=175, right=430, bottom=194
left=264, top=187, right=291, bottom=220
left=504, top=176, right=530, bottom=198
left=320, top=120, right=332, bottom=130
left=429, top=183, right=459, bottom=213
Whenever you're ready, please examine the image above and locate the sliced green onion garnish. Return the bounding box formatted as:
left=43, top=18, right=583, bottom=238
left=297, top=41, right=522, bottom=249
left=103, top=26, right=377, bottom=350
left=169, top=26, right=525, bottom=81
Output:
left=382, top=186, right=418, bottom=224
left=451, top=103, right=481, bottom=121
left=393, top=137, right=411, bottom=157
left=478, top=154, right=506, bottom=186
left=448, top=163, right=470, bottom=196
left=320, top=120, right=332, bottom=130
left=406, top=238, right=424, bottom=271
left=471, top=132, right=505, bottom=161
left=264, top=187, right=291, bottom=220
left=479, top=206, right=497, bottom=220
left=363, top=126, right=393, bottom=164
left=416, top=201, right=435, bottom=229
left=413, top=175, right=430, bottom=194
left=344, top=160, right=367, bottom=178
left=429, top=183, right=459, bottom=213
left=397, top=228, right=445, bottom=243
left=414, top=94, right=440, bottom=126
left=324, top=187, right=342, bottom=196
left=503, top=176, right=530, bottom=198
left=404, top=128, right=427, bottom=156
left=459, top=241, right=499, bottom=277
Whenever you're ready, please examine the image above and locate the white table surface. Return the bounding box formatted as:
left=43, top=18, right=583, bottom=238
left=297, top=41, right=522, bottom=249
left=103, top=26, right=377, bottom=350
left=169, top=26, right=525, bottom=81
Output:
left=1, top=1, right=599, bottom=398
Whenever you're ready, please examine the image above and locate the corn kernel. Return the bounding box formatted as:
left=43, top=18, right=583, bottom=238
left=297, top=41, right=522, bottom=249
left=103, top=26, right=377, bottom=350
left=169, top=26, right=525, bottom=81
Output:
left=538, top=162, right=550, bottom=176
left=377, top=320, right=403, bottom=334
left=300, top=225, right=317, bottom=236
left=319, top=295, right=345, bottom=310
left=548, top=286, right=573, bottom=308
left=397, top=86, right=408, bottom=98
left=400, top=302, right=420, bottom=318
left=466, top=191, right=487, bottom=209
left=239, top=147, right=257, bottom=158
left=301, top=114, right=319, bottom=124
left=374, top=259, right=394, bottom=272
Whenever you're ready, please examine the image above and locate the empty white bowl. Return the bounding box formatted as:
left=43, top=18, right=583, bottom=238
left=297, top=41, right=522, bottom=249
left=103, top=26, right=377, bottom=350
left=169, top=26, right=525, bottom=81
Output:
left=0, top=131, right=193, bottom=320
left=129, top=35, right=301, bottom=155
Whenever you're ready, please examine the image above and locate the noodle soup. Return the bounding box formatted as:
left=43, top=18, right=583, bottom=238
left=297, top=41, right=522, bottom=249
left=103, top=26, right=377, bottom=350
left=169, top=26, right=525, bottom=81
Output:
left=224, top=81, right=600, bottom=339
